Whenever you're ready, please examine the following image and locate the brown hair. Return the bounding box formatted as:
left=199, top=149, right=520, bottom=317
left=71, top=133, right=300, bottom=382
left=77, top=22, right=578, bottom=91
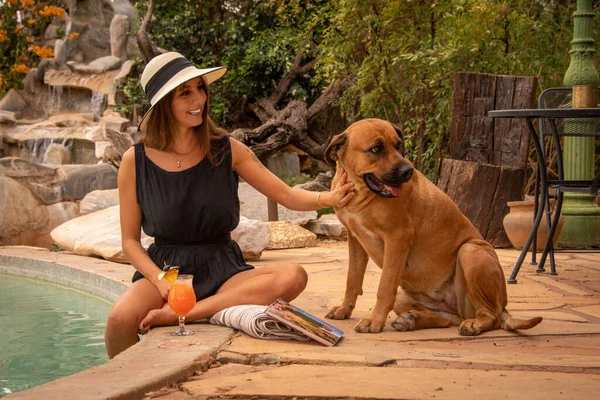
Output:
left=138, top=77, right=229, bottom=166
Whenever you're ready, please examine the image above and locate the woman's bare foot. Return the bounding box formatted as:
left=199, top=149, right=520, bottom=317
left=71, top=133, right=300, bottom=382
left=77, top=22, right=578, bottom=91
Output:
left=139, top=303, right=178, bottom=333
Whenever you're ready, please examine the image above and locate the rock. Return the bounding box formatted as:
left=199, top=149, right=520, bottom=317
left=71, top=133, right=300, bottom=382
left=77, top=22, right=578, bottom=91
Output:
left=265, top=151, right=300, bottom=180
left=294, top=181, right=328, bottom=192
left=238, top=182, right=317, bottom=225
left=100, top=126, right=134, bottom=167
left=33, top=201, right=79, bottom=248
left=266, top=221, right=317, bottom=249
left=314, top=170, right=333, bottom=188
left=60, top=163, right=118, bottom=201
left=43, top=143, right=72, bottom=165
left=76, top=27, right=110, bottom=63
left=0, top=110, right=17, bottom=124
left=110, top=14, right=129, bottom=60
left=51, top=206, right=270, bottom=263
left=49, top=113, right=96, bottom=127
left=304, top=214, right=347, bottom=240
left=0, top=89, right=27, bottom=113
left=50, top=205, right=148, bottom=263
left=79, top=188, right=119, bottom=215
left=101, top=115, right=130, bottom=132
left=0, top=175, right=49, bottom=246
left=231, top=216, right=271, bottom=260
left=0, top=157, right=60, bottom=178
left=54, top=38, right=69, bottom=65
left=66, top=56, right=121, bottom=74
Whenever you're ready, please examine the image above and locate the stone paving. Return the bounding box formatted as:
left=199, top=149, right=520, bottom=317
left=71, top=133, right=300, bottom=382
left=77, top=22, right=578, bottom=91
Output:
left=1, top=242, right=599, bottom=399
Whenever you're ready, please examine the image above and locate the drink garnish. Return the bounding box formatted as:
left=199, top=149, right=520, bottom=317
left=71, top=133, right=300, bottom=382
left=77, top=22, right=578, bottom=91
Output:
left=158, top=261, right=180, bottom=282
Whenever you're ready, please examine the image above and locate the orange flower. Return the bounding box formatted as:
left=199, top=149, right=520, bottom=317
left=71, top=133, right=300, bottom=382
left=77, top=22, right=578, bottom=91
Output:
left=20, top=0, right=35, bottom=8
left=11, top=64, right=30, bottom=74
left=0, top=30, right=8, bottom=43
left=28, top=45, right=54, bottom=58
left=14, top=24, right=25, bottom=35
left=27, top=19, right=37, bottom=26
left=39, top=6, right=66, bottom=18
left=26, top=36, right=34, bottom=43
left=6, top=0, right=18, bottom=5
left=0, top=76, right=3, bottom=88
left=68, top=32, right=80, bottom=40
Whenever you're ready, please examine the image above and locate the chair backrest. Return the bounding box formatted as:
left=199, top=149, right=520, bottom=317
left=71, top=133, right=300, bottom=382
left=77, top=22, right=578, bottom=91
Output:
left=538, top=87, right=600, bottom=138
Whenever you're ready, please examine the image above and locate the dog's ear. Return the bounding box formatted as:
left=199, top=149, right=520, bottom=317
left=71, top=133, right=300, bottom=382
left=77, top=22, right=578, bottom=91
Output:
left=392, top=124, right=405, bottom=154
left=324, top=133, right=348, bottom=167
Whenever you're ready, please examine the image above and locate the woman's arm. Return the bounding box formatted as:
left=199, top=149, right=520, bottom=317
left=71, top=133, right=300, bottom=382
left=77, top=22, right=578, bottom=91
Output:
left=118, top=148, right=170, bottom=300
left=230, top=137, right=354, bottom=211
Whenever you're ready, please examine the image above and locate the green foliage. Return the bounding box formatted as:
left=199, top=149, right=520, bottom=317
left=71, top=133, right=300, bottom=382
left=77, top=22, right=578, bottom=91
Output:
left=0, top=0, right=67, bottom=97
left=113, top=57, right=146, bottom=118
left=317, top=206, right=334, bottom=218
left=115, top=1, right=598, bottom=180
left=317, top=0, right=587, bottom=179
left=281, top=173, right=313, bottom=187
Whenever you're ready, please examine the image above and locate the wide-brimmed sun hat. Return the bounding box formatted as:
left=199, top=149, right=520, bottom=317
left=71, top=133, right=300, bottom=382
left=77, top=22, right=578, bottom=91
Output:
left=138, top=52, right=227, bottom=131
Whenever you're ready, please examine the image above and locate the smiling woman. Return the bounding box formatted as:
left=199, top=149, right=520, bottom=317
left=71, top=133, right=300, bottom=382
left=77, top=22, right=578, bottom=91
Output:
left=104, top=52, right=355, bottom=359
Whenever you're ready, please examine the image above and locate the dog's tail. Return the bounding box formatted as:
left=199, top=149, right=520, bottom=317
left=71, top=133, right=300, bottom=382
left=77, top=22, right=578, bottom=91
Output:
left=500, top=309, right=542, bottom=331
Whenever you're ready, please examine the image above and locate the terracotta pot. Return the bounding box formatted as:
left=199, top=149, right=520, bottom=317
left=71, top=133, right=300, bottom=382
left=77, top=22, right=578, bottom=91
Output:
left=503, top=200, right=564, bottom=251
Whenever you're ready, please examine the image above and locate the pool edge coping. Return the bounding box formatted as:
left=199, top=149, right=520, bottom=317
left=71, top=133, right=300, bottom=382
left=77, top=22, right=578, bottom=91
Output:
left=0, top=246, right=234, bottom=400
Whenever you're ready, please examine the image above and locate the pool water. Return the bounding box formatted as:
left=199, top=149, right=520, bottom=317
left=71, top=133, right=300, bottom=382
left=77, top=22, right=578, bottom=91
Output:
left=0, top=273, right=112, bottom=397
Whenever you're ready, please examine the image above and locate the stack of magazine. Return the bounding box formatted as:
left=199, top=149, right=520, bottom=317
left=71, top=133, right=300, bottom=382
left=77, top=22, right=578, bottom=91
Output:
left=209, top=298, right=344, bottom=346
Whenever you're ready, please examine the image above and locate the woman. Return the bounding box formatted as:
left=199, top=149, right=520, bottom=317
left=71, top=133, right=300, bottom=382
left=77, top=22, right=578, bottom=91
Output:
left=104, top=52, right=355, bottom=358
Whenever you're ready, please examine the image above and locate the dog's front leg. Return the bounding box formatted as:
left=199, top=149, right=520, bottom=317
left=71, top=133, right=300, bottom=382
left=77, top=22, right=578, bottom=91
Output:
left=326, top=232, right=369, bottom=320
left=355, top=240, right=409, bottom=333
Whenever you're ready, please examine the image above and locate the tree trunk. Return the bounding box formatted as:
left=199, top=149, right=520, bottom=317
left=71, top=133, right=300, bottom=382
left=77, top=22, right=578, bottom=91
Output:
left=436, top=158, right=525, bottom=248
left=136, top=0, right=161, bottom=63
left=450, top=72, right=537, bottom=170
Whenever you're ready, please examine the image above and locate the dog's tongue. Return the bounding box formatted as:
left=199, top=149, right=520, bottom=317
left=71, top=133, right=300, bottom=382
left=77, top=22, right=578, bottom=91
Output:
left=384, top=184, right=403, bottom=197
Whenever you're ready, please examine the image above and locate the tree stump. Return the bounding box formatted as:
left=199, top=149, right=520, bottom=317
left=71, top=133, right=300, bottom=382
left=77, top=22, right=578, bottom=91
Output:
left=436, top=158, right=525, bottom=248
left=450, top=72, right=537, bottom=170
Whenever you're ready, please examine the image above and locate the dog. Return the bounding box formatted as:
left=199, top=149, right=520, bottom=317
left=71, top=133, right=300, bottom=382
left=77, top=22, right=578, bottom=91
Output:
left=324, top=118, right=542, bottom=335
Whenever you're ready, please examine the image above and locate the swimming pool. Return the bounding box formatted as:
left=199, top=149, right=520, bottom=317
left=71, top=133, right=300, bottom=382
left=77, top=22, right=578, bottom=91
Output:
left=0, top=273, right=112, bottom=397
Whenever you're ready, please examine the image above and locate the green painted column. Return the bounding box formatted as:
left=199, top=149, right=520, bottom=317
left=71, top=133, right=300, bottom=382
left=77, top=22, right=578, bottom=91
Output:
left=561, top=0, right=600, bottom=246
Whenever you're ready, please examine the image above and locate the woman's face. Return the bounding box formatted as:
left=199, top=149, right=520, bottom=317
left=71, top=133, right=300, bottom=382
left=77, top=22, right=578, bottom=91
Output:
left=170, top=77, right=207, bottom=133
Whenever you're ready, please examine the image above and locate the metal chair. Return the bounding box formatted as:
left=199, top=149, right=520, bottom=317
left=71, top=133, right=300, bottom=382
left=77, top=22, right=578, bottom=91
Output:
left=531, top=87, right=600, bottom=275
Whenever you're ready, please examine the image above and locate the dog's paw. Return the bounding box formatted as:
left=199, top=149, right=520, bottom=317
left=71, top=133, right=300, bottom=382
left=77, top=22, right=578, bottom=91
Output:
left=354, top=318, right=385, bottom=333
left=459, top=319, right=481, bottom=336
left=326, top=305, right=352, bottom=320
left=391, top=312, right=415, bottom=332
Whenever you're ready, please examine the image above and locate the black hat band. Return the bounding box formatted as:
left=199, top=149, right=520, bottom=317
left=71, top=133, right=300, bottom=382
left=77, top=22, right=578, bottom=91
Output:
left=145, top=57, right=194, bottom=102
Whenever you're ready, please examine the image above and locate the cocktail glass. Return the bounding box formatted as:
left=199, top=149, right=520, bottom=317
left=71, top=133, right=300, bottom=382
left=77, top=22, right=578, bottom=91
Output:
left=167, top=274, right=196, bottom=336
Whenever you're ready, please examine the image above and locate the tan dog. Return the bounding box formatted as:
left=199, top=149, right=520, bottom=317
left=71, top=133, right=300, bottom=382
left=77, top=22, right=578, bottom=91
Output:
left=324, top=118, right=542, bottom=335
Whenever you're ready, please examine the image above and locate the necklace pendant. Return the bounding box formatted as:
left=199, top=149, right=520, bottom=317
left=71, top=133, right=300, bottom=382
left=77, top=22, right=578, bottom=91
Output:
left=176, top=160, right=181, bottom=168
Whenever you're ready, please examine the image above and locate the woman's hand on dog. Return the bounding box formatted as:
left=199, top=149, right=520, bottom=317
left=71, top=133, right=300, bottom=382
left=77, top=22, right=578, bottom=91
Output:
left=325, top=168, right=355, bottom=208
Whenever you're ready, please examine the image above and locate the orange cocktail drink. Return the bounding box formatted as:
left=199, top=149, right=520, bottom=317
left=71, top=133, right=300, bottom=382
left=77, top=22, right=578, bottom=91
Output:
left=168, top=274, right=196, bottom=336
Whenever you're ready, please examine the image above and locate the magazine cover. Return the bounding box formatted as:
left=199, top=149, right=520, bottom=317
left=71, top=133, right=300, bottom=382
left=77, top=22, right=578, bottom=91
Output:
left=265, top=298, right=344, bottom=346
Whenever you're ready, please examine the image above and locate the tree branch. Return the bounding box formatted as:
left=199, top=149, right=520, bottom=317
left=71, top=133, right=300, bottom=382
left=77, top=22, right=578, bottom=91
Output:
left=307, top=74, right=355, bottom=123
left=136, top=0, right=160, bottom=63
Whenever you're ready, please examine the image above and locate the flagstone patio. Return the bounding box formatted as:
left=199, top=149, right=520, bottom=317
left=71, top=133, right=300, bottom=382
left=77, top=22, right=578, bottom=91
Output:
left=1, top=242, right=599, bottom=399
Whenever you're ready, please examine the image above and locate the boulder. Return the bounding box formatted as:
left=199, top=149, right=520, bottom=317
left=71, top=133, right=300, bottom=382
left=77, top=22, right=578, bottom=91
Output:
left=304, top=214, right=347, bottom=240
left=231, top=216, right=271, bottom=260
left=51, top=206, right=271, bottom=263
left=60, top=163, right=118, bottom=201
left=51, top=205, right=151, bottom=263
left=0, top=89, right=27, bottom=113
left=0, top=110, right=17, bottom=124
left=79, top=188, right=119, bottom=215
left=266, top=221, right=317, bottom=249
left=0, top=175, right=49, bottom=245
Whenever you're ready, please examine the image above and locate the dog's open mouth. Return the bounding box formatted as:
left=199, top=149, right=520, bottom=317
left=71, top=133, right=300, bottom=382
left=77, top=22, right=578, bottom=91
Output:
left=363, top=174, right=403, bottom=198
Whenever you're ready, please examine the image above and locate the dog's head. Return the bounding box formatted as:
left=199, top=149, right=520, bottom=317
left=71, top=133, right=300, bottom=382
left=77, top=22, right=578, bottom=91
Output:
left=325, top=118, right=414, bottom=198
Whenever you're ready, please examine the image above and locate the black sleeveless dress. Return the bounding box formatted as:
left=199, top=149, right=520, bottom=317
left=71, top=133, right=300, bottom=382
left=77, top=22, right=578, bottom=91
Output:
left=131, top=136, right=254, bottom=300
